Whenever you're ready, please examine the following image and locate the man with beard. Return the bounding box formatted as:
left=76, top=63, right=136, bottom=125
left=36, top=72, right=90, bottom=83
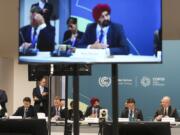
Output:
left=84, top=97, right=101, bottom=118
left=78, top=4, right=130, bottom=55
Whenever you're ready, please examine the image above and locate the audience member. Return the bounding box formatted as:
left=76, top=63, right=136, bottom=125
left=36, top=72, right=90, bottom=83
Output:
left=154, top=96, right=179, bottom=121
left=0, top=89, right=8, bottom=117
left=85, top=97, right=101, bottom=118
left=33, top=77, right=48, bottom=116
left=121, top=98, right=143, bottom=121
left=13, top=97, right=36, bottom=118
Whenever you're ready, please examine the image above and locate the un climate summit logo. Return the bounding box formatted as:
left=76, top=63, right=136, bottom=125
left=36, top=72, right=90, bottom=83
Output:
left=98, top=76, right=111, bottom=88
left=140, top=76, right=151, bottom=87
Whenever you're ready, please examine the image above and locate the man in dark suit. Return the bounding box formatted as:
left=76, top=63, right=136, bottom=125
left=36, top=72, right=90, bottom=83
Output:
left=51, top=96, right=66, bottom=120
left=154, top=96, right=179, bottom=121
left=31, top=0, right=53, bottom=26
left=0, top=89, right=8, bottom=117
left=63, top=17, right=84, bottom=47
left=78, top=4, right=129, bottom=55
left=33, top=77, right=48, bottom=116
left=154, top=27, right=162, bottom=56
left=85, top=97, right=101, bottom=118
left=68, top=101, right=84, bottom=120
left=13, top=97, right=36, bottom=118
left=19, top=6, right=55, bottom=54
left=121, top=98, right=143, bottom=121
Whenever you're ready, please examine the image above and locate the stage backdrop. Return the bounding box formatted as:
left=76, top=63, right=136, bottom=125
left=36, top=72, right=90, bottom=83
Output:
left=71, top=0, right=161, bottom=55
left=68, top=40, right=180, bottom=120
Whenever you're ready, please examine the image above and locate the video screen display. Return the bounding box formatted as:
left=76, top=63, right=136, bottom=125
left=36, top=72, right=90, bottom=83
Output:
left=18, top=0, right=162, bottom=64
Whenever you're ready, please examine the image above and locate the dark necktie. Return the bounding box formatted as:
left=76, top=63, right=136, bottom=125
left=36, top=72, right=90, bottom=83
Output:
left=23, top=108, right=28, bottom=118
left=164, top=108, right=168, bottom=116
left=99, top=29, right=104, bottom=43
left=56, top=108, right=59, bottom=116
left=129, top=110, right=133, bottom=118
left=31, top=27, right=37, bottom=48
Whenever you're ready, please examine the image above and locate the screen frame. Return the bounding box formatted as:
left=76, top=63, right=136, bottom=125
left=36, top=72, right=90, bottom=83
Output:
left=18, top=0, right=163, bottom=64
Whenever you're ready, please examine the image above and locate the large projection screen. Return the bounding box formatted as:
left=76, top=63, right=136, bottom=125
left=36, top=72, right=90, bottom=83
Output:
left=18, top=0, right=162, bottom=64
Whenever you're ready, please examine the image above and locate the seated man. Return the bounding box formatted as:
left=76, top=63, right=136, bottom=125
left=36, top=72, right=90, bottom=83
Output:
left=0, top=89, right=8, bottom=117
left=51, top=96, right=66, bottom=120
left=121, top=98, right=143, bottom=121
left=78, top=4, right=130, bottom=55
left=13, top=97, right=36, bottom=118
left=68, top=101, right=84, bottom=120
left=84, top=97, right=101, bottom=118
left=19, top=6, right=55, bottom=54
left=154, top=96, right=179, bottom=121
left=63, top=17, right=84, bottom=47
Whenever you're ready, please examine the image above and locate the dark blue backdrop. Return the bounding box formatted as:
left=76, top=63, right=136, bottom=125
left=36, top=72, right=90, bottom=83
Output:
left=71, top=0, right=161, bottom=55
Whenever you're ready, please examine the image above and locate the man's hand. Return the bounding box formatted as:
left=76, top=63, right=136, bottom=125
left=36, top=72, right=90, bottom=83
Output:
left=21, top=42, right=31, bottom=49
left=42, top=8, right=48, bottom=14
left=90, top=113, right=98, bottom=118
left=41, top=92, right=48, bottom=96
left=90, top=40, right=109, bottom=49
left=155, top=115, right=163, bottom=121
left=34, top=96, right=39, bottom=101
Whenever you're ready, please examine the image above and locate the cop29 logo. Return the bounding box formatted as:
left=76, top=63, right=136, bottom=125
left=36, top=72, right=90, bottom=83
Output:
left=98, top=76, right=111, bottom=87
left=140, top=76, right=151, bottom=87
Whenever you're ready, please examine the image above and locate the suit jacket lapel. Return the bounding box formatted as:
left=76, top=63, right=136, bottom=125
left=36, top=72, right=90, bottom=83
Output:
left=37, top=87, right=42, bottom=97
left=168, top=106, right=171, bottom=116
left=107, top=24, right=112, bottom=47
left=92, top=24, right=97, bottom=43
left=27, top=26, right=32, bottom=43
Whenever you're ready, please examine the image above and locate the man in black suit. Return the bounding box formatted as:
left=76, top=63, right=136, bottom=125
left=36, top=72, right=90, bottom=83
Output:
left=63, top=17, right=84, bottom=47
left=154, top=96, right=179, bottom=121
left=84, top=97, right=101, bottom=118
left=19, top=6, right=55, bottom=54
left=31, top=0, right=53, bottom=26
left=51, top=96, right=66, bottom=120
left=33, top=77, right=48, bottom=116
left=154, top=27, right=162, bottom=56
left=0, top=89, right=8, bottom=117
left=13, top=97, right=36, bottom=118
left=121, top=98, right=143, bottom=121
left=78, top=4, right=129, bottom=55
left=68, top=101, right=84, bottom=120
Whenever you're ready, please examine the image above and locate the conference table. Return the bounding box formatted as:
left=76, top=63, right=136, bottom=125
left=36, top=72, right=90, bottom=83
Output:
left=0, top=119, right=180, bottom=135
left=19, top=49, right=161, bottom=63
left=0, top=119, right=48, bottom=135
left=51, top=120, right=180, bottom=135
